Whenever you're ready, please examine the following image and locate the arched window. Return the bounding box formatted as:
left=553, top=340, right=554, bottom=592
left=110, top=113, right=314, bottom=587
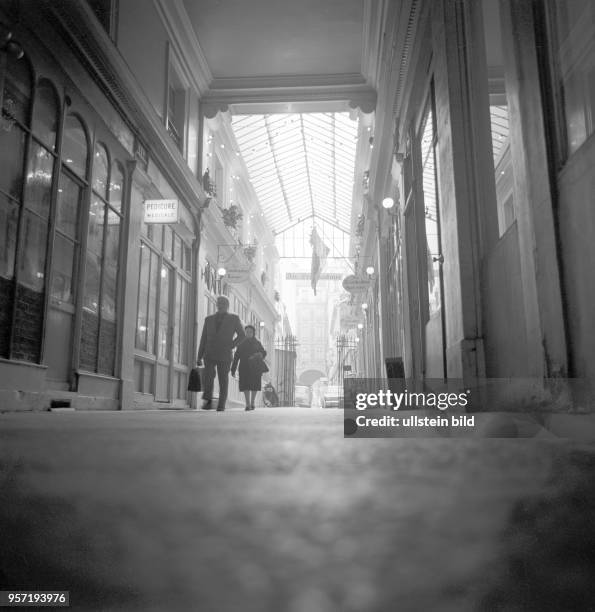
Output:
left=80, top=145, right=124, bottom=375
left=19, top=80, right=60, bottom=292
left=61, top=114, right=88, bottom=178
left=51, top=114, right=89, bottom=305
left=31, top=79, right=59, bottom=150
left=0, top=51, right=34, bottom=360
left=92, top=143, right=109, bottom=198
left=109, top=162, right=123, bottom=212
left=2, top=51, right=33, bottom=126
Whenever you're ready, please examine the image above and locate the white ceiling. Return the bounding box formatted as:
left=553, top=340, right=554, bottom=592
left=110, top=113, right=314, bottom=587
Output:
left=176, top=0, right=378, bottom=255
left=182, top=0, right=365, bottom=80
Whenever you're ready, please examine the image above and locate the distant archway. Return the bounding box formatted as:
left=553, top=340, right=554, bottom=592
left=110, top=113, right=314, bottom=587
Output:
left=298, top=369, right=325, bottom=386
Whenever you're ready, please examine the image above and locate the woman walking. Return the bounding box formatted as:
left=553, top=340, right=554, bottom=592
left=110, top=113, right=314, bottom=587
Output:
left=231, top=325, right=268, bottom=410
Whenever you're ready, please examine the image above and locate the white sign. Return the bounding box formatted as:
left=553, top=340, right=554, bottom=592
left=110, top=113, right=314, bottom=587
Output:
left=342, top=275, right=371, bottom=294
left=144, top=199, right=179, bottom=224
left=224, top=268, right=250, bottom=284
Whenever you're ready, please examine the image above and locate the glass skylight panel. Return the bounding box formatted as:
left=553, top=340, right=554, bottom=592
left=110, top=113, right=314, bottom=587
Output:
left=231, top=111, right=358, bottom=244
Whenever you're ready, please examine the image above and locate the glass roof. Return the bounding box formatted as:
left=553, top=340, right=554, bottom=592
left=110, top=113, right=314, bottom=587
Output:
left=231, top=112, right=359, bottom=236
left=490, top=105, right=509, bottom=166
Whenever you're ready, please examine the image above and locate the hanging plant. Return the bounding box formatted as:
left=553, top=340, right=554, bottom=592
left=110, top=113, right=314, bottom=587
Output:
left=243, top=245, right=257, bottom=262
left=222, top=204, right=243, bottom=229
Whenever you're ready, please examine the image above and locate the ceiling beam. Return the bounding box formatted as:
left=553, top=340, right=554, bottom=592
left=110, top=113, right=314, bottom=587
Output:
left=332, top=113, right=338, bottom=222
left=263, top=114, right=293, bottom=224
left=202, top=84, right=377, bottom=118
left=299, top=115, right=316, bottom=222
left=273, top=213, right=350, bottom=237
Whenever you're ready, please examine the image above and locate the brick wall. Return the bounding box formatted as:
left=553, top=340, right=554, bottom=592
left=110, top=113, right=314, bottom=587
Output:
left=0, top=277, right=14, bottom=359
left=80, top=311, right=117, bottom=375
left=98, top=319, right=116, bottom=375
left=80, top=310, right=99, bottom=372
left=12, top=284, right=44, bottom=362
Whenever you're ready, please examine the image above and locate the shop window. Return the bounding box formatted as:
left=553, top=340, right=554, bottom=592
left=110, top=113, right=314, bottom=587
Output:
left=547, top=0, right=595, bottom=157
left=419, top=102, right=442, bottom=318
left=136, top=244, right=158, bottom=354
left=135, top=216, right=193, bottom=398
left=31, top=80, right=59, bottom=150
left=62, top=114, right=89, bottom=178
left=157, top=264, right=171, bottom=360
left=80, top=142, right=124, bottom=375
left=173, top=275, right=189, bottom=365
left=1, top=50, right=32, bottom=127
left=480, top=0, right=515, bottom=237
left=51, top=173, right=82, bottom=303
left=0, top=54, right=58, bottom=362
left=167, top=66, right=186, bottom=152
left=163, top=225, right=173, bottom=260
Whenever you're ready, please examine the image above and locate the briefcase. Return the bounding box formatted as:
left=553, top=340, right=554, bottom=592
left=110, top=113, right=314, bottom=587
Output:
left=187, top=367, right=202, bottom=392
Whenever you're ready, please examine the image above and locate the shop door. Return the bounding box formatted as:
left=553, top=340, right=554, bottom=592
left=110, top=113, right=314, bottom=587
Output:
left=45, top=172, right=84, bottom=389
left=135, top=224, right=194, bottom=404
left=155, top=261, right=173, bottom=402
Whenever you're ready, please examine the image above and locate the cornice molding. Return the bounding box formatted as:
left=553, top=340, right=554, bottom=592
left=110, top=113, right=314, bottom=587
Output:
left=391, top=0, right=422, bottom=120
left=202, top=83, right=377, bottom=118
left=41, top=0, right=209, bottom=212
left=209, top=73, right=366, bottom=90
left=153, top=0, right=212, bottom=95
left=366, top=0, right=421, bottom=218
left=361, top=0, right=387, bottom=87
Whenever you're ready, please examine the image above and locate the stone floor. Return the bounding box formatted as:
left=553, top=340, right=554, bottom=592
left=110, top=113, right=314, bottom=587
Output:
left=1, top=408, right=594, bottom=611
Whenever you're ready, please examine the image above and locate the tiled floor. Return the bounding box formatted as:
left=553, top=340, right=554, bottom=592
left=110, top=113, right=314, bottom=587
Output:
left=1, top=409, right=594, bottom=611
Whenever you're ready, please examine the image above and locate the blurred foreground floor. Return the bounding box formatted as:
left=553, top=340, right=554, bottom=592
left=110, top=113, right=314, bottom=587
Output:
left=1, top=408, right=594, bottom=611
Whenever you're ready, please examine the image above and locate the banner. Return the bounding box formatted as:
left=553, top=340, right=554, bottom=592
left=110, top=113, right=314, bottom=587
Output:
left=310, top=227, right=330, bottom=295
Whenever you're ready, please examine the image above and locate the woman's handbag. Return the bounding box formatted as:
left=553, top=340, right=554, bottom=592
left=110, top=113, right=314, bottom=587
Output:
left=187, top=366, right=202, bottom=392
left=250, top=354, right=269, bottom=374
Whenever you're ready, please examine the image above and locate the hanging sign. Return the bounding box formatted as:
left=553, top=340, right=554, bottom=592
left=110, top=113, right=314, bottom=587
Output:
left=144, top=199, right=179, bottom=224
left=342, top=275, right=370, bottom=294
left=341, top=315, right=361, bottom=328
left=224, top=268, right=251, bottom=284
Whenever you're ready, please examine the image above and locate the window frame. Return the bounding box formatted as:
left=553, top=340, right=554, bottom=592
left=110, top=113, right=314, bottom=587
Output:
left=164, top=43, right=188, bottom=155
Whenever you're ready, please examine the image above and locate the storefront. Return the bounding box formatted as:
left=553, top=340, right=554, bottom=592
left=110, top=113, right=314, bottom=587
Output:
left=0, top=15, right=204, bottom=411
left=132, top=203, right=197, bottom=406
left=0, top=32, right=133, bottom=409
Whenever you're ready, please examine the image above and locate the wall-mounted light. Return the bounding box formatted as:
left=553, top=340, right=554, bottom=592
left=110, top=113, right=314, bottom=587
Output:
left=382, top=197, right=394, bottom=209
left=361, top=303, right=368, bottom=310
left=357, top=323, right=364, bottom=330
left=217, top=267, right=227, bottom=276
left=366, top=266, right=375, bottom=275
left=259, top=321, right=265, bottom=328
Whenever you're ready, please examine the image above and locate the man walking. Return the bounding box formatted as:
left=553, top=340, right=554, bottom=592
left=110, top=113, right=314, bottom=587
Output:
left=197, top=295, right=245, bottom=411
